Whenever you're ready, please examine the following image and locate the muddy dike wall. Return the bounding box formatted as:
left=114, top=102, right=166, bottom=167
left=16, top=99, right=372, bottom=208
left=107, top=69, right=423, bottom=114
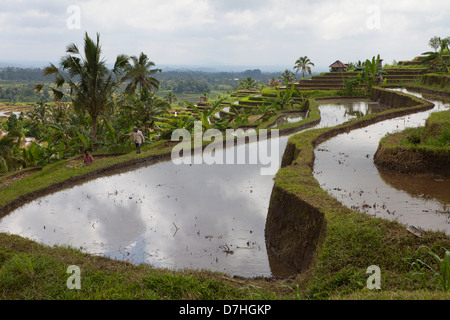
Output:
left=265, top=87, right=435, bottom=274
left=265, top=184, right=327, bottom=273
left=421, top=74, right=450, bottom=90
left=374, top=141, right=450, bottom=175
left=371, top=87, right=420, bottom=108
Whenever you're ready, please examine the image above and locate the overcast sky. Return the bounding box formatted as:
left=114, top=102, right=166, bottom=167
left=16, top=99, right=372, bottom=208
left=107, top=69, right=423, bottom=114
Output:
left=1, top=0, right=449, bottom=72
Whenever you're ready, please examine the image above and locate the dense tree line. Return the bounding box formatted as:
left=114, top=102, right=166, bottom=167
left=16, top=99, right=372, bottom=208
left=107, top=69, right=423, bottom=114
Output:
left=0, top=67, right=284, bottom=102
left=0, top=83, right=48, bottom=103
left=0, top=67, right=47, bottom=82
left=153, top=69, right=281, bottom=93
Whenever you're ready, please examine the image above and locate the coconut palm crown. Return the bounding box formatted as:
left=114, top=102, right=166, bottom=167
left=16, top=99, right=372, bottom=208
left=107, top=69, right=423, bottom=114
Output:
left=36, top=32, right=130, bottom=144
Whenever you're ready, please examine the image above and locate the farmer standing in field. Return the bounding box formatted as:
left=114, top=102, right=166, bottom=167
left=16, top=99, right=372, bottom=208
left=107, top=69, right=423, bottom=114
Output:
left=126, top=126, right=145, bottom=154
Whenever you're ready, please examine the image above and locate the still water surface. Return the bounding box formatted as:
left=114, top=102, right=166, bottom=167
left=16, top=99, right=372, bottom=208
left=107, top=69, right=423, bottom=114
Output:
left=314, top=90, right=450, bottom=234
left=1, top=96, right=446, bottom=277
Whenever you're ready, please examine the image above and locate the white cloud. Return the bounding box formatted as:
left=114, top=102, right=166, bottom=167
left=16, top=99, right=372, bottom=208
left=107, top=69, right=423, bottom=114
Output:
left=223, top=9, right=261, bottom=29
left=225, top=34, right=250, bottom=41
left=81, top=0, right=216, bottom=32
left=0, top=0, right=449, bottom=70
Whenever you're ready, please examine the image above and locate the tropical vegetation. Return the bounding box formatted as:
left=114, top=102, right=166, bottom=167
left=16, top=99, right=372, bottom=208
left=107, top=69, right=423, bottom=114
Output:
left=0, top=32, right=449, bottom=302
left=294, top=56, right=315, bottom=78
left=422, top=36, right=450, bottom=73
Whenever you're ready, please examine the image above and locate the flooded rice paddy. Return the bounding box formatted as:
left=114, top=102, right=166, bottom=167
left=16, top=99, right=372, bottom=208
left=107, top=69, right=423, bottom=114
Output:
left=268, top=112, right=307, bottom=128
left=0, top=92, right=448, bottom=277
left=314, top=90, right=450, bottom=234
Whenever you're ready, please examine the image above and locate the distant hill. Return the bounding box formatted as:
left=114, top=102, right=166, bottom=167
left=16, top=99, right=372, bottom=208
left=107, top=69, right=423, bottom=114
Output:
left=0, top=67, right=46, bottom=82
left=0, top=60, right=50, bottom=68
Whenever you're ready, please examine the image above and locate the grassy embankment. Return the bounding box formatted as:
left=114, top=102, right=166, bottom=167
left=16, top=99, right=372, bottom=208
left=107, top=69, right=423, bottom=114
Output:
left=0, top=86, right=449, bottom=300
left=374, top=109, right=450, bottom=174
left=265, top=88, right=449, bottom=299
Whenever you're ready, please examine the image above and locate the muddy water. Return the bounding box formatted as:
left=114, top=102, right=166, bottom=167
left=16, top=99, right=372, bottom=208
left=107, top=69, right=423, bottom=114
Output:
left=0, top=99, right=381, bottom=277
left=314, top=90, right=450, bottom=234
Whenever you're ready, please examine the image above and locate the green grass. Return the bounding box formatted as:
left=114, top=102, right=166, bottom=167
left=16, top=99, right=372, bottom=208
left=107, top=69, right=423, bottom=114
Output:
left=0, top=87, right=449, bottom=300
left=380, top=109, right=450, bottom=152
left=0, top=233, right=270, bottom=300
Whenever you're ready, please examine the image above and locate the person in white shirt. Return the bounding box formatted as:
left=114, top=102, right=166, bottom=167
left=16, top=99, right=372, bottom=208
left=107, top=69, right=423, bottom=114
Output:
left=126, top=126, right=145, bottom=154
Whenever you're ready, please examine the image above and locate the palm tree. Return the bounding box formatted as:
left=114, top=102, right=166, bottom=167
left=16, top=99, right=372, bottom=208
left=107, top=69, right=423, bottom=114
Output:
left=36, top=32, right=130, bottom=146
left=237, top=77, right=259, bottom=90
left=124, top=52, right=161, bottom=94
left=122, top=87, right=170, bottom=134
left=294, top=56, right=315, bottom=78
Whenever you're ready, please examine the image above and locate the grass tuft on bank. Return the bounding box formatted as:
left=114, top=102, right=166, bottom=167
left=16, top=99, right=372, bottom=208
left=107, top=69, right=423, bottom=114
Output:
left=373, top=109, right=450, bottom=175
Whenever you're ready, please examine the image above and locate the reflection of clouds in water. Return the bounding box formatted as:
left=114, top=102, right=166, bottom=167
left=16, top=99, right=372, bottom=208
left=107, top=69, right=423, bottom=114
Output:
left=123, top=160, right=274, bottom=272
left=0, top=108, right=291, bottom=276
left=79, top=187, right=147, bottom=248
left=0, top=183, right=147, bottom=255
left=0, top=190, right=94, bottom=247
left=0, top=100, right=369, bottom=276
left=317, top=102, right=379, bottom=128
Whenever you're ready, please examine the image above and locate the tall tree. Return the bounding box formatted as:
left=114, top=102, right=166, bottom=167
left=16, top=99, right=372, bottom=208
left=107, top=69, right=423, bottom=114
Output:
left=294, top=56, right=315, bottom=78
left=429, top=36, right=441, bottom=52
left=125, top=52, right=161, bottom=94
left=422, top=37, right=450, bottom=73
left=36, top=32, right=130, bottom=146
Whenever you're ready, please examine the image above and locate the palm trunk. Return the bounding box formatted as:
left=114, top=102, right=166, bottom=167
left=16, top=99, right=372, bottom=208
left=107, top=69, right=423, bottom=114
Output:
left=92, top=115, right=98, bottom=150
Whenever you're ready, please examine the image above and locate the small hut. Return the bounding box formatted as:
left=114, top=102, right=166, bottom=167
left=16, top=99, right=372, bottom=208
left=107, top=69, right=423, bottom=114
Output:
left=329, top=60, right=349, bottom=72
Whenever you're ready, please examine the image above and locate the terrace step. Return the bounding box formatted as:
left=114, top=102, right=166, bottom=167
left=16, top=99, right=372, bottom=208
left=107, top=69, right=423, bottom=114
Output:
left=309, top=77, right=354, bottom=82
left=320, top=72, right=360, bottom=77
left=383, top=75, right=419, bottom=80
left=296, top=83, right=345, bottom=88
left=383, top=69, right=426, bottom=75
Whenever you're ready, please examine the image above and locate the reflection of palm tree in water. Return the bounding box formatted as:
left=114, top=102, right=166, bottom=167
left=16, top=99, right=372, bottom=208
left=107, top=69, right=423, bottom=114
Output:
left=344, top=109, right=365, bottom=119
left=343, top=102, right=372, bottom=119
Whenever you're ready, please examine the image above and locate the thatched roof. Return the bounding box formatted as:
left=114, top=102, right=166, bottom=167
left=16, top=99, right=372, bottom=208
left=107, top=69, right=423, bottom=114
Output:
left=329, top=60, right=348, bottom=68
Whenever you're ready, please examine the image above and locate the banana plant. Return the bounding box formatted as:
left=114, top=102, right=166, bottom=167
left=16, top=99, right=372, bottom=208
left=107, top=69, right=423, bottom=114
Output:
left=186, top=97, right=225, bottom=130
left=267, top=83, right=303, bottom=110
left=22, top=141, right=47, bottom=167
left=252, top=103, right=276, bottom=122
left=361, top=54, right=385, bottom=93
left=0, top=129, right=24, bottom=172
